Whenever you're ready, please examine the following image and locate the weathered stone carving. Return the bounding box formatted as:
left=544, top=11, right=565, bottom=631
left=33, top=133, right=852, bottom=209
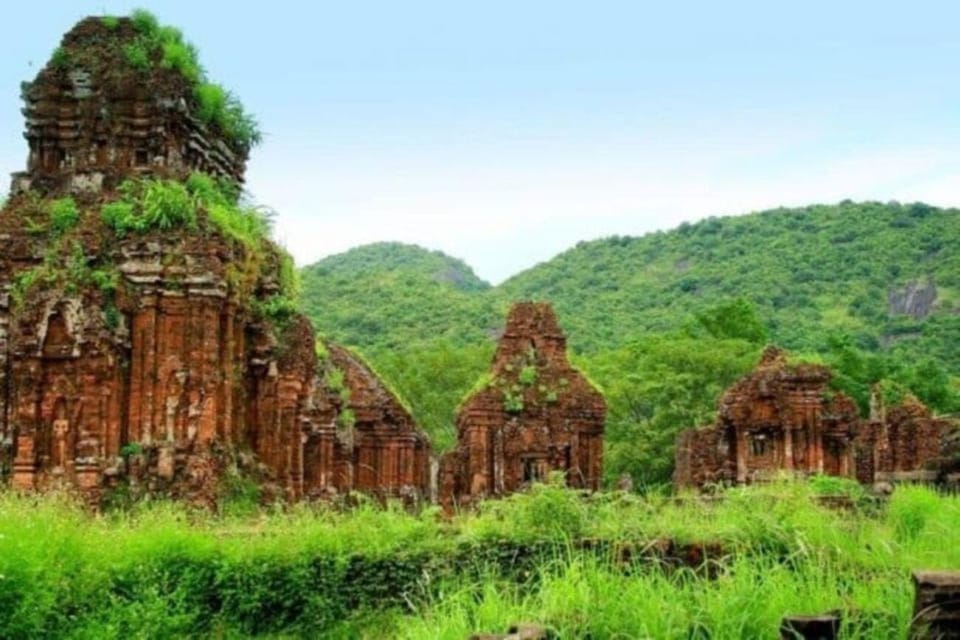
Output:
left=674, top=347, right=953, bottom=490
left=440, top=302, right=605, bottom=509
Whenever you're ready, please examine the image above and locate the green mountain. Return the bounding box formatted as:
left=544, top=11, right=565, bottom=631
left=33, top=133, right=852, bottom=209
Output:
left=501, top=200, right=959, bottom=358
left=301, top=241, right=500, bottom=349
left=299, top=202, right=960, bottom=483
left=304, top=202, right=959, bottom=359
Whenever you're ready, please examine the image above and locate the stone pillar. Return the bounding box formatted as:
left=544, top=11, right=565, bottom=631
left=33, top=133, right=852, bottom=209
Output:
left=810, top=423, right=824, bottom=474
left=0, top=287, right=8, bottom=450
left=466, top=421, right=489, bottom=497
left=99, top=371, right=122, bottom=460
left=584, top=432, right=602, bottom=490
left=401, top=439, right=415, bottom=487
left=356, top=441, right=372, bottom=490
left=128, top=296, right=159, bottom=444
left=383, top=439, right=397, bottom=490
left=12, top=434, right=37, bottom=490
left=735, top=427, right=748, bottom=484
left=493, top=422, right=505, bottom=494
left=912, top=571, right=960, bottom=639
left=74, top=461, right=101, bottom=505
left=285, top=427, right=302, bottom=500
left=783, top=427, right=794, bottom=471
left=196, top=300, right=220, bottom=444
left=217, top=304, right=235, bottom=443
left=839, top=443, right=851, bottom=478
left=156, top=443, right=175, bottom=480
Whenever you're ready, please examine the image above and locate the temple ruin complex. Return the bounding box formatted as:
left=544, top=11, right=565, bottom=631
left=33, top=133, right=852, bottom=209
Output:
left=674, top=347, right=953, bottom=490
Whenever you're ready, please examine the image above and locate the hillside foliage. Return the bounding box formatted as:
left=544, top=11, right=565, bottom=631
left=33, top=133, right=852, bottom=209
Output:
left=302, top=201, right=960, bottom=485
left=301, top=242, right=501, bottom=349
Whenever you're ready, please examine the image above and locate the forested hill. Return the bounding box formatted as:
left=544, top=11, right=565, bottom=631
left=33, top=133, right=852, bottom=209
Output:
left=300, top=202, right=960, bottom=481
left=304, top=201, right=960, bottom=364
left=501, top=200, right=959, bottom=357
left=300, top=242, right=501, bottom=349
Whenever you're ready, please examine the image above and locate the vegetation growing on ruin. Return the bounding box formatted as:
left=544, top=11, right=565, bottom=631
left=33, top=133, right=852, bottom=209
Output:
left=98, top=173, right=296, bottom=305
left=7, top=173, right=295, bottom=333
left=7, top=193, right=122, bottom=314
left=323, top=367, right=354, bottom=429
left=47, top=10, right=260, bottom=150
left=301, top=201, right=960, bottom=484
left=48, top=197, right=79, bottom=235
left=487, top=349, right=579, bottom=415
left=128, top=9, right=261, bottom=149
left=0, top=479, right=957, bottom=637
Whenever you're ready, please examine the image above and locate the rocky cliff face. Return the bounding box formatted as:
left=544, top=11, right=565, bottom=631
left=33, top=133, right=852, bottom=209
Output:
left=887, top=280, right=938, bottom=320
left=440, top=302, right=605, bottom=509
left=674, top=347, right=952, bottom=490
left=0, top=15, right=430, bottom=507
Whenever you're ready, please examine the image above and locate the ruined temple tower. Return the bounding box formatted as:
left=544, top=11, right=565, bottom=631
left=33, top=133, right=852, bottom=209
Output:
left=440, top=302, right=606, bottom=509
left=674, top=346, right=953, bottom=490
left=0, top=16, right=254, bottom=499
left=11, top=18, right=246, bottom=197
left=0, top=15, right=430, bottom=505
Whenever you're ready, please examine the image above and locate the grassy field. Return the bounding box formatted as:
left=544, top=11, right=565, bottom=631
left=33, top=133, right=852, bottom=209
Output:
left=1, top=478, right=957, bottom=638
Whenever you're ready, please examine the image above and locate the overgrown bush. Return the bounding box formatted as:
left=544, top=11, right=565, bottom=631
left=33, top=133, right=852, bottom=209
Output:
left=100, top=179, right=196, bottom=234
left=123, top=9, right=261, bottom=149
left=48, top=197, right=79, bottom=234
left=123, top=41, right=151, bottom=70
left=808, top=473, right=868, bottom=499
left=103, top=175, right=268, bottom=243
left=887, top=483, right=942, bottom=541
left=217, top=467, right=261, bottom=518
left=140, top=179, right=196, bottom=229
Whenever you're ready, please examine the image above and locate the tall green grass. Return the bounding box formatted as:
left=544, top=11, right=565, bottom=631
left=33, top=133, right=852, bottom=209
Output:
left=396, top=554, right=911, bottom=639
left=0, top=481, right=957, bottom=637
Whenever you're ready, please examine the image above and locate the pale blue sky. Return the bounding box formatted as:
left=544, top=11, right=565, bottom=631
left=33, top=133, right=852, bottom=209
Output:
left=1, top=1, right=958, bottom=282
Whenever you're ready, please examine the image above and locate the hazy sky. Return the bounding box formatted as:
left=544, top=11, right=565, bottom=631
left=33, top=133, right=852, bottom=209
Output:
left=1, top=2, right=958, bottom=283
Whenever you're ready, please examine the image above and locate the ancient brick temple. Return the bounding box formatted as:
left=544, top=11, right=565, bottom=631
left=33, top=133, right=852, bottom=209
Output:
left=440, top=302, right=605, bottom=509
left=674, top=347, right=953, bottom=489
left=297, top=341, right=431, bottom=499
left=855, top=392, right=953, bottom=485
left=0, top=16, right=430, bottom=505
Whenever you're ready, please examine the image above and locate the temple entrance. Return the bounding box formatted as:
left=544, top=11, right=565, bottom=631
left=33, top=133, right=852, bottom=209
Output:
left=823, top=437, right=849, bottom=476
left=522, top=456, right=549, bottom=484
left=744, top=429, right=781, bottom=480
